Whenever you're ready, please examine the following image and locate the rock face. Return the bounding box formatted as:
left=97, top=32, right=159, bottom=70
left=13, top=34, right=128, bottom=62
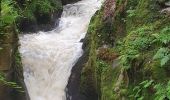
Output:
left=66, top=51, right=88, bottom=100
left=19, top=10, right=63, bottom=33
left=162, top=7, right=170, bottom=15
left=18, top=0, right=81, bottom=33
left=79, top=0, right=170, bottom=100
left=18, top=0, right=63, bottom=33
left=0, top=27, right=28, bottom=100
left=161, top=1, right=170, bottom=16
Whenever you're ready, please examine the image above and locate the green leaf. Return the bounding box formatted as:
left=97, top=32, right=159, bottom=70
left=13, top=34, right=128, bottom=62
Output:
left=158, top=95, right=166, bottom=100
left=153, top=48, right=170, bottom=67
left=144, top=80, right=153, bottom=88
left=160, top=55, right=170, bottom=66
left=137, top=96, right=144, bottom=100
left=153, top=48, right=168, bottom=59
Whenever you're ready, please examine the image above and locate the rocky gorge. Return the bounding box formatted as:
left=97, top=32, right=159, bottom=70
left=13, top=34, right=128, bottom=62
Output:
left=1, top=0, right=170, bottom=100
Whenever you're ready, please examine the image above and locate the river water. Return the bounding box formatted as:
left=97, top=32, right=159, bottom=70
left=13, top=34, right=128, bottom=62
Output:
left=19, top=0, right=102, bottom=100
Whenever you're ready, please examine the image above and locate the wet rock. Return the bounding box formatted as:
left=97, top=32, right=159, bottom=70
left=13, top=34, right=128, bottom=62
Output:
left=165, top=1, right=170, bottom=7
left=161, top=7, right=170, bottom=15
left=66, top=51, right=88, bottom=100
left=0, top=28, right=28, bottom=100
left=19, top=9, right=63, bottom=33
left=18, top=0, right=81, bottom=33
left=157, top=0, right=169, bottom=7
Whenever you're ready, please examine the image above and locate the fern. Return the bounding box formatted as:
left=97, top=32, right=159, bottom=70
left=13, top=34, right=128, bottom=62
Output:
left=130, top=80, right=154, bottom=100
left=1, top=0, right=18, bottom=27
left=153, top=47, right=170, bottom=67
left=127, top=9, right=136, bottom=17
left=154, top=81, right=170, bottom=100
left=0, top=73, right=23, bottom=92
left=153, top=26, right=170, bottom=44
left=118, top=26, right=154, bottom=69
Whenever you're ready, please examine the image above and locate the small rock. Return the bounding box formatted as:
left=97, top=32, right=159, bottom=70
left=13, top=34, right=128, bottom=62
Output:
left=161, top=7, right=170, bottom=15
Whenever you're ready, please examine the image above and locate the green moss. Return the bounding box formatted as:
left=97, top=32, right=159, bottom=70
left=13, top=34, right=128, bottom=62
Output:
left=15, top=50, right=22, bottom=68
left=81, top=0, right=170, bottom=99
left=22, top=0, right=62, bottom=20
left=80, top=11, right=99, bottom=98
left=100, top=64, right=122, bottom=100
left=115, top=0, right=170, bottom=99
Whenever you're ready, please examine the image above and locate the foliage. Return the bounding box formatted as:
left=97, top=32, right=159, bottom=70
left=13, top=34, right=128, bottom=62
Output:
left=89, top=0, right=170, bottom=100
left=118, top=26, right=154, bottom=69
left=97, top=60, right=110, bottom=73
left=154, top=81, right=170, bottom=100
left=130, top=80, right=170, bottom=100
left=153, top=47, right=170, bottom=67
left=153, top=26, right=170, bottom=44
left=130, top=80, right=154, bottom=100
left=23, top=0, right=62, bottom=20
left=0, top=73, right=23, bottom=92
left=0, top=0, right=18, bottom=28
left=127, top=9, right=136, bottom=17
left=152, top=26, right=170, bottom=67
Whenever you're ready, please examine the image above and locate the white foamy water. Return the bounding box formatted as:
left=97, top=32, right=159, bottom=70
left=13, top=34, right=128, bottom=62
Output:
left=19, top=0, right=102, bottom=100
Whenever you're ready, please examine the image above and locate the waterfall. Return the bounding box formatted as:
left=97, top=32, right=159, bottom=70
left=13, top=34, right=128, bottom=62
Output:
left=19, top=0, right=102, bottom=100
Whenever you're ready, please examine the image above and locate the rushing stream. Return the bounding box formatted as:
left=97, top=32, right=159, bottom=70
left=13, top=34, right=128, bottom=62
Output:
left=19, top=0, right=102, bottom=100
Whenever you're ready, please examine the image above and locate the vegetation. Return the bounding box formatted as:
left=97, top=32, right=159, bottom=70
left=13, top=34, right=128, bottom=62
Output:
left=0, top=0, right=62, bottom=99
left=0, top=0, right=19, bottom=42
left=81, top=0, right=170, bottom=99
left=1, top=0, right=170, bottom=99
left=1, top=0, right=18, bottom=29
left=21, top=0, right=62, bottom=20
left=0, top=73, right=23, bottom=92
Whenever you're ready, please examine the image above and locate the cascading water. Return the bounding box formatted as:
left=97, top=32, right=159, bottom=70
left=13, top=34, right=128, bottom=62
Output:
left=19, top=0, right=102, bottom=100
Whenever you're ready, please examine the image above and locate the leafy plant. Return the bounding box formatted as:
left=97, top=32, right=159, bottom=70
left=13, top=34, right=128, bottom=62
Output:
left=153, top=47, right=170, bottom=67
left=97, top=60, right=109, bottom=73
left=0, top=73, right=23, bottom=92
left=23, top=0, right=62, bottom=20
left=153, top=26, right=170, bottom=44
left=154, top=81, right=170, bottom=100
left=1, top=0, right=19, bottom=27
left=119, top=49, right=139, bottom=69
left=127, top=9, right=136, bottom=17
left=118, top=26, right=154, bottom=69
left=130, top=80, right=154, bottom=100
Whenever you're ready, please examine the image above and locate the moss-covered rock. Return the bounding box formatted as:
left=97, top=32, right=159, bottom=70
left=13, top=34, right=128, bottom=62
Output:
left=0, top=26, right=28, bottom=100
left=17, top=0, right=63, bottom=32
left=81, top=0, right=170, bottom=99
